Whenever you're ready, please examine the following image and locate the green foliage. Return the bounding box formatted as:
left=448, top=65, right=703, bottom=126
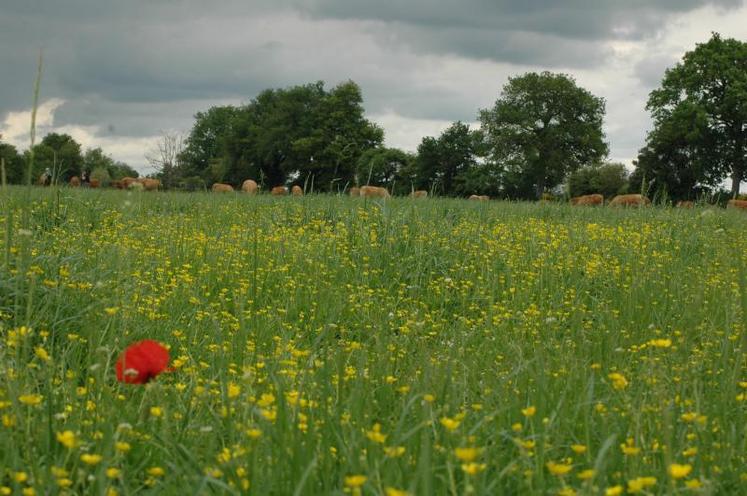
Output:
left=1, top=188, right=746, bottom=493
left=90, top=166, right=111, bottom=186
left=179, top=105, right=240, bottom=182
left=644, top=33, right=747, bottom=197
left=480, top=71, right=608, bottom=199
left=29, top=133, right=83, bottom=182
left=414, top=122, right=485, bottom=196
left=569, top=162, right=629, bottom=199
left=83, top=147, right=138, bottom=182
left=223, top=80, right=383, bottom=190
left=0, top=143, right=25, bottom=184
left=355, top=147, right=414, bottom=194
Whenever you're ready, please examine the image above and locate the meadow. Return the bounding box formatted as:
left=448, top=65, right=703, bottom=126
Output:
left=0, top=186, right=745, bottom=495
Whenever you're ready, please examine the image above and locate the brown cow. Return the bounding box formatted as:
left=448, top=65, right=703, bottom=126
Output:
left=410, top=190, right=428, bottom=198
left=570, top=193, right=603, bottom=206
left=349, top=187, right=360, bottom=197
left=90, top=179, right=100, bottom=189
left=468, top=195, right=489, bottom=201
left=608, top=194, right=651, bottom=207
left=291, top=185, right=303, bottom=196
left=121, top=177, right=139, bottom=188
left=70, top=176, right=81, bottom=187
left=727, top=199, right=747, bottom=210
left=676, top=200, right=694, bottom=208
left=241, top=179, right=258, bottom=194
left=271, top=186, right=288, bottom=196
left=212, top=183, right=234, bottom=193
left=141, top=178, right=161, bottom=191
left=360, top=185, right=390, bottom=198
left=111, top=180, right=124, bottom=189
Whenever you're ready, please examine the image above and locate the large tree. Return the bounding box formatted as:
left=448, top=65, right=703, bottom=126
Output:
left=224, top=81, right=383, bottom=190
left=32, top=133, right=83, bottom=182
left=414, top=121, right=484, bottom=196
left=645, top=33, right=747, bottom=197
left=179, top=105, right=239, bottom=182
left=630, top=101, right=720, bottom=201
left=480, top=71, right=608, bottom=199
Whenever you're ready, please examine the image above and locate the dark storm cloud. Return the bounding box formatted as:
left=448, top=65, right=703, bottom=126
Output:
left=1, top=0, right=744, bottom=163
left=300, top=0, right=742, bottom=40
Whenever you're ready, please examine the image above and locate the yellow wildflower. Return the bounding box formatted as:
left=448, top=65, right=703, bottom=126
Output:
left=80, top=453, right=103, bottom=466
left=439, top=417, right=460, bottom=431
left=454, top=447, right=481, bottom=462
left=669, top=463, right=692, bottom=479
left=546, top=461, right=573, bottom=476
left=56, top=430, right=78, bottom=449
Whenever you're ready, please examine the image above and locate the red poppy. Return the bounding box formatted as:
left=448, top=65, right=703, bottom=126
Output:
left=115, top=340, right=170, bottom=384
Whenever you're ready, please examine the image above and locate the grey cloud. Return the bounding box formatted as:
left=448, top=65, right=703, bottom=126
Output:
left=301, top=0, right=742, bottom=40
left=633, top=54, right=681, bottom=89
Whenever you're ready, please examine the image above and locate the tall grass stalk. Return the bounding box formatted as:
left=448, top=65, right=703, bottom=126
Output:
left=22, top=50, right=43, bottom=228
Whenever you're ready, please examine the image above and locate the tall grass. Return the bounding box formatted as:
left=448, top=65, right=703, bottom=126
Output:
left=0, top=189, right=745, bottom=494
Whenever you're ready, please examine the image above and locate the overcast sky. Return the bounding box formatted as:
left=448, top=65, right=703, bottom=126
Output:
left=1, top=0, right=746, bottom=174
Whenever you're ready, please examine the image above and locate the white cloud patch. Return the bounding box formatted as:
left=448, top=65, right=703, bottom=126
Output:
left=1, top=98, right=66, bottom=147
left=1, top=99, right=160, bottom=174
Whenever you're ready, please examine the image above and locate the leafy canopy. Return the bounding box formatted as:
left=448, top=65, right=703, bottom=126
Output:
left=480, top=71, right=608, bottom=199
left=643, top=33, right=747, bottom=197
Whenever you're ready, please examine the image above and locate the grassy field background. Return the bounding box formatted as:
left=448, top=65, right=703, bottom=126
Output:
left=0, top=186, right=745, bottom=495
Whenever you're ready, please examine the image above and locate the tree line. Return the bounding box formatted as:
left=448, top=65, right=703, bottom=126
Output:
left=0, top=132, right=139, bottom=186
left=2, top=32, right=744, bottom=201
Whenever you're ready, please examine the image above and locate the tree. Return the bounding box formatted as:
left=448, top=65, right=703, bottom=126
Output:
left=109, top=161, right=139, bottom=180
left=414, top=122, right=485, bottom=196
left=630, top=101, right=721, bottom=201
left=480, top=71, right=608, bottom=199
left=645, top=33, right=747, bottom=197
left=224, top=81, right=383, bottom=190
left=179, top=105, right=239, bottom=181
left=146, top=132, right=184, bottom=189
left=568, top=162, right=629, bottom=199
left=355, top=147, right=414, bottom=194
left=32, top=133, right=83, bottom=182
left=0, top=139, right=25, bottom=185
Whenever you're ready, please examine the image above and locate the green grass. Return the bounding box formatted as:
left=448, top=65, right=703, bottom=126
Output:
left=0, top=186, right=745, bottom=495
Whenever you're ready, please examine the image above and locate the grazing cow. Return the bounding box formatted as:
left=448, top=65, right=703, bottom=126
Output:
left=241, top=179, right=258, bottom=194
left=468, top=195, right=489, bottom=201
left=271, top=186, right=288, bottom=196
left=90, top=179, right=100, bottom=189
left=111, top=180, right=124, bottom=189
left=570, top=193, right=603, bottom=206
left=291, top=185, right=303, bottom=196
left=360, top=185, right=390, bottom=198
left=676, top=200, right=694, bottom=208
left=70, top=176, right=81, bottom=187
left=727, top=199, right=747, bottom=210
left=121, top=177, right=139, bottom=188
left=212, top=183, right=234, bottom=193
left=141, top=178, right=161, bottom=191
left=410, top=190, right=428, bottom=198
left=128, top=181, right=144, bottom=191
left=608, top=194, right=651, bottom=207
left=349, top=187, right=360, bottom=197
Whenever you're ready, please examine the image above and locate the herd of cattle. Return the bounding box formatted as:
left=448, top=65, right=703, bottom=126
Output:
left=568, top=193, right=747, bottom=210
left=64, top=176, right=747, bottom=210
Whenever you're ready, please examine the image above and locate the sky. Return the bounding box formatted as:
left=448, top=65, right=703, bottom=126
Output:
left=1, top=0, right=746, bottom=174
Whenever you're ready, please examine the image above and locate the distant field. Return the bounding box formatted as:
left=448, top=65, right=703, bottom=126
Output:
left=0, top=187, right=745, bottom=495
